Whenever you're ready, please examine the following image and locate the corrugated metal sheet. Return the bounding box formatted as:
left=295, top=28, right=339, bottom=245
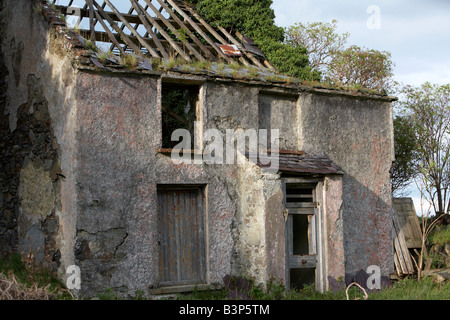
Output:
left=158, top=187, right=206, bottom=286
left=219, top=44, right=242, bottom=56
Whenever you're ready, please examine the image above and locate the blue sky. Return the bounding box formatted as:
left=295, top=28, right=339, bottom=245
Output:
left=271, top=0, right=450, bottom=215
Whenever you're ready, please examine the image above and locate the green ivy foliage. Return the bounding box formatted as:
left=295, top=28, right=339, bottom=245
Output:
left=187, top=0, right=318, bottom=80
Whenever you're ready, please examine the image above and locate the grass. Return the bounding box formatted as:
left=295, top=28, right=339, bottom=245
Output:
left=0, top=254, right=73, bottom=300
left=370, top=276, right=449, bottom=300
left=179, top=276, right=449, bottom=301
left=428, top=223, right=450, bottom=246
left=120, top=53, right=138, bottom=70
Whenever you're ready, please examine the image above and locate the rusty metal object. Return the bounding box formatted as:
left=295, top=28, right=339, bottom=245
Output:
left=219, top=44, right=242, bottom=57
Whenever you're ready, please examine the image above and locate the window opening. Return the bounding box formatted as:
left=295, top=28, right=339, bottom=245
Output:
left=161, top=83, right=200, bottom=149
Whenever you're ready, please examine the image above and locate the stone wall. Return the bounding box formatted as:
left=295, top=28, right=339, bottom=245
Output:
left=299, top=93, right=395, bottom=277
left=0, top=0, right=79, bottom=276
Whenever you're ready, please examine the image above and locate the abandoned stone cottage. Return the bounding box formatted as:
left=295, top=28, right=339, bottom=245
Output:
left=0, top=0, right=396, bottom=297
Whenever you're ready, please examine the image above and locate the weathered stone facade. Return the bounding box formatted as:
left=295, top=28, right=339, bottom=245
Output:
left=1, top=0, right=396, bottom=298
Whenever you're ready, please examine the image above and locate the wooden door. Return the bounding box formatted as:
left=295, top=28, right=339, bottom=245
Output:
left=157, top=186, right=206, bottom=287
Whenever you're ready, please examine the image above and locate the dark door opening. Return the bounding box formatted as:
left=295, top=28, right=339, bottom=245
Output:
left=284, top=181, right=319, bottom=290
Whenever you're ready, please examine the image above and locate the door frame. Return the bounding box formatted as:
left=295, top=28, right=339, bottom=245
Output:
left=282, top=177, right=327, bottom=292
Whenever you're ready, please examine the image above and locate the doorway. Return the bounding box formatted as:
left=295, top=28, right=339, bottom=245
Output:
left=283, top=178, right=325, bottom=291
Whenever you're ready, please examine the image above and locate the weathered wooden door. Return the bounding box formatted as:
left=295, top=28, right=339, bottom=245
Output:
left=283, top=179, right=322, bottom=290
left=157, top=186, right=206, bottom=287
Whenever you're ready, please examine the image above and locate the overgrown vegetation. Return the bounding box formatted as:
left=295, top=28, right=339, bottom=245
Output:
left=429, top=224, right=450, bottom=246
left=0, top=254, right=73, bottom=300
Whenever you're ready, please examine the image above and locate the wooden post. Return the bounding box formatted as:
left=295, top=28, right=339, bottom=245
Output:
left=87, top=0, right=95, bottom=42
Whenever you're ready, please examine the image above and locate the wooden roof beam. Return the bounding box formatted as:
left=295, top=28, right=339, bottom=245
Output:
left=55, top=5, right=210, bottom=33
left=79, top=29, right=217, bottom=57
left=155, top=0, right=215, bottom=61
left=129, top=0, right=170, bottom=59
left=103, top=0, right=160, bottom=58
left=91, top=0, right=142, bottom=55
left=165, top=0, right=231, bottom=63
left=143, top=0, right=204, bottom=61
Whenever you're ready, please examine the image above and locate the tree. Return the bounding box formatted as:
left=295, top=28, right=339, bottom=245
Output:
left=188, top=0, right=319, bottom=80
left=399, top=82, right=450, bottom=220
left=285, top=20, right=349, bottom=73
left=285, top=20, right=395, bottom=93
left=326, top=45, right=396, bottom=93
left=391, top=114, right=420, bottom=196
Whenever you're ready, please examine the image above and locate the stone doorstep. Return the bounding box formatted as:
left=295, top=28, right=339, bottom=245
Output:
left=149, top=283, right=223, bottom=296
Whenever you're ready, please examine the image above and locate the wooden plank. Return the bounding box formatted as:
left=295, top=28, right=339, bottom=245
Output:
left=181, top=4, right=228, bottom=45
left=284, top=178, right=321, bottom=185
left=157, top=0, right=215, bottom=60
left=309, top=214, right=316, bottom=255
left=393, top=198, right=422, bottom=249
left=165, top=0, right=231, bottom=62
left=285, top=208, right=315, bottom=215
left=289, top=255, right=317, bottom=269
left=144, top=0, right=204, bottom=61
left=103, top=0, right=160, bottom=58
left=393, top=227, right=408, bottom=275
left=80, top=29, right=214, bottom=57
left=286, top=194, right=314, bottom=199
left=57, top=5, right=213, bottom=33
left=393, top=215, right=415, bottom=274
left=87, top=0, right=95, bottom=41
left=286, top=202, right=318, bottom=209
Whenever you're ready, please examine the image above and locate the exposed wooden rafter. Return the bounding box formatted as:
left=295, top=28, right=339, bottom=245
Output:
left=53, top=0, right=271, bottom=68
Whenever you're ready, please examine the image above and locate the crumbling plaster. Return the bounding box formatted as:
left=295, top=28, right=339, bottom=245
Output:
left=1, top=0, right=79, bottom=274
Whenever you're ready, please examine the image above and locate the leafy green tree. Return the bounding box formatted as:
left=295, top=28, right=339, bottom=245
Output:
left=285, top=20, right=395, bottom=93
left=399, top=82, right=450, bottom=219
left=326, top=45, right=396, bottom=92
left=391, top=114, right=420, bottom=196
left=188, top=0, right=318, bottom=80
left=285, top=20, right=349, bottom=73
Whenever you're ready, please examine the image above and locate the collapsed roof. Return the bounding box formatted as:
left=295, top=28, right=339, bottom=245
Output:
left=49, top=0, right=276, bottom=70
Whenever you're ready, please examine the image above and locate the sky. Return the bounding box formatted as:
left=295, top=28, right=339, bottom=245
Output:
left=271, top=0, right=450, bottom=87
left=271, top=0, right=450, bottom=215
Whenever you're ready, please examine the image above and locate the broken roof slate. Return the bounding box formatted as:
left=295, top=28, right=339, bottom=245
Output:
left=247, top=151, right=344, bottom=175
